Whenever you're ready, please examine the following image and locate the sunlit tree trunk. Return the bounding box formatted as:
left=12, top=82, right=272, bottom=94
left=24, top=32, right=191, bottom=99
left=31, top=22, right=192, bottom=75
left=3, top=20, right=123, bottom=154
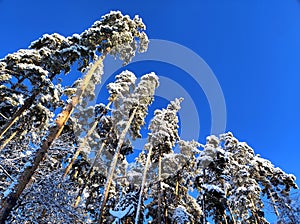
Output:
left=63, top=101, right=112, bottom=178
left=135, top=145, right=153, bottom=224
left=73, top=126, right=113, bottom=207
left=0, top=92, right=38, bottom=140
left=98, top=107, right=137, bottom=224
left=157, top=153, right=162, bottom=224
left=0, top=55, right=105, bottom=222
left=0, top=129, right=19, bottom=151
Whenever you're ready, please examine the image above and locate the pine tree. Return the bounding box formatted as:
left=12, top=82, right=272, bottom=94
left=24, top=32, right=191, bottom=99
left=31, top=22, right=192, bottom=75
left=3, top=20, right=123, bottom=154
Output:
left=72, top=70, right=137, bottom=208
left=98, top=72, right=159, bottom=223
left=0, top=11, right=148, bottom=222
left=135, top=98, right=182, bottom=223
left=0, top=9, right=299, bottom=224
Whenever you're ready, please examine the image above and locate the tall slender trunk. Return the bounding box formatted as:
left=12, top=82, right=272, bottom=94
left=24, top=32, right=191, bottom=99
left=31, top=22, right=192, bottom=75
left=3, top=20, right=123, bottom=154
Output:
left=0, top=164, right=14, bottom=181
left=164, top=190, right=168, bottom=224
left=0, top=55, right=106, bottom=223
left=157, top=154, right=162, bottom=224
left=223, top=212, right=228, bottom=224
left=98, top=107, right=137, bottom=224
left=175, top=173, right=179, bottom=206
left=63, top=101, right=112, bottom=178
left=135, top=145, right=153, bottom=224
left=202, top=169, right=206, bottom=224
left=0, top=129, right=19, bottom=151
left=250, top=198, right=259, bottom=224
left=0, top=91, right=38, bottom=140
left=227, top=204, right=236, bottom=224
left=0, top=113, right=8, bottom=120
left=74, top=126, right=112, bottom=207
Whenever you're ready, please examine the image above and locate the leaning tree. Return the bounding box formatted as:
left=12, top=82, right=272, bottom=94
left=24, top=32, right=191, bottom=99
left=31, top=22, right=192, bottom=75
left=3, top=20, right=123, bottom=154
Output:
left=0, top=10, right=298, bottom=224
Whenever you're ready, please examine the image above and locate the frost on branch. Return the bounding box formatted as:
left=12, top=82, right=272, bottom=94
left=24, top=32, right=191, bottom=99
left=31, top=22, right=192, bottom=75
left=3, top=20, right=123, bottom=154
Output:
left=111, top=72, right=159, bottom=139
left=0, top=10, right=148, bottom=145
left=172, top=205, right=192, bottom=224
left=107, top=70, right=136, bottom=103
left=193, top=132, right=298, bottom=223
left=129, top=72, right=159, bottom=139
left=147, top=97, right=183, bottom=161
left=109, top=187, right=139, bottom=223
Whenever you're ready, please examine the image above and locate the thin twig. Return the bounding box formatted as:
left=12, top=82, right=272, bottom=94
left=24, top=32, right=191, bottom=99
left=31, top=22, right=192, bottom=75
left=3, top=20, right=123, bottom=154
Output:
left=0, top=164, right=14, bottom=181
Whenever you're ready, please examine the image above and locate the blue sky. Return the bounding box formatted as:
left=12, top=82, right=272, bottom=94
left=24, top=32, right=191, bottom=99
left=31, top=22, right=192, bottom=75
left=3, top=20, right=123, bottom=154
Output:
left=0, top=0, right=299, bottom=189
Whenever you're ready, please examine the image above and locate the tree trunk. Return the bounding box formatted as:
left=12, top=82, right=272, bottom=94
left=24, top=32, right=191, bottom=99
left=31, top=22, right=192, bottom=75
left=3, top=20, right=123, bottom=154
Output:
left=175, top=173, right=179, bottom=206
left=63, top=120, right=98, bottom=178
left=135, top=145, right=153, bottom=224
left=164, top=190, right=168, bottom=224
left=227, top=205, right=236, bottom=224
left=0, top=91, right=38, bottom=140
left=157, top=154, right=162, bottom=224
left=250, top=198, right=259, bottom=224
left=223, top=212, right=228, bottom=224
left=0, top=164, right=13, bottom=181
left=98, top=107, right=137, bottom=224
left=0, top=129, right=19, bottom=151
left=74, top=127, right=111, bottom=208
left=0, top=55, right=105, bottom=222
left=63, top=101, right=112, bottom=178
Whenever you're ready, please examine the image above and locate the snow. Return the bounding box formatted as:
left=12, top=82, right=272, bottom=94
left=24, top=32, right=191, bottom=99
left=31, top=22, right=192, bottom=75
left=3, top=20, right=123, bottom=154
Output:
left=203, top=184, right=225, bottom=195
left=59, top=46, right=81, bottom=56
left=17, top=63, right=48, bottom=77
left=172, top=205, right=192, bottom=223
left=161, top=182, right=171, bottom=190
left=236, top=187, right=247, bottom=194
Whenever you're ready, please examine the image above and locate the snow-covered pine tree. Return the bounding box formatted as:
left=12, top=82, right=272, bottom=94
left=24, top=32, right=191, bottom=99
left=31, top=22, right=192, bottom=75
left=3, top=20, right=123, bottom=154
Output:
left=0, top=10, right=148, bottom=144
left=194, top=135, right=231, bottom=223
left=0, top=11, right=148, bottom=222
left=6, top=127, right=85, bottom=223
left=71, top=70, right=137, bottom=208
left=109, top=184, right=139, bottom=224
left=135, top=98, right=182, bottom=224
left=149, top=135, right=203, bottom=224
left=99, top=72, right=159, bottom=223
left=0, top=9, right=299, bottom=224
left=192, top=132, right=298, bottom=224
left=165, top=140, right=203, bottom=223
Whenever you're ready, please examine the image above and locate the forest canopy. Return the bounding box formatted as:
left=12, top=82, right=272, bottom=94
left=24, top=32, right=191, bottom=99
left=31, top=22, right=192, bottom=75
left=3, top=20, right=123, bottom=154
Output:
left=0, top=11, right=299, bottom=224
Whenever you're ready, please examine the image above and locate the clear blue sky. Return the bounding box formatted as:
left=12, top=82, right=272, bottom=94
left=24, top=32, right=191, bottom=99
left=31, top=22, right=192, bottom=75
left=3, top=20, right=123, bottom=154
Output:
left=0, top=0, right=299, bottom=186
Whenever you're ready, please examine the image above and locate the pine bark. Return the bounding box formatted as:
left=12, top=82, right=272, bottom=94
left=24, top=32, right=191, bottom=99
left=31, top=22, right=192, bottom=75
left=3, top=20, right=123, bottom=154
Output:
left=0, top=92, right=38, bottom=140
left=135, top=145, right=153, bottom=224
left=63, top=101, right=112, bottom=178
left=98, top=107, right=137, bottom=224
left=0, top=55, right=105, bottom=222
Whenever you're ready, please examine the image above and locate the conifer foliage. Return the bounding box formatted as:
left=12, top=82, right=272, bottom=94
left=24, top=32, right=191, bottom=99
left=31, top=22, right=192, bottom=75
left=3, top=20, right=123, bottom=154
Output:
left=0, top=11, right=299, bottom=224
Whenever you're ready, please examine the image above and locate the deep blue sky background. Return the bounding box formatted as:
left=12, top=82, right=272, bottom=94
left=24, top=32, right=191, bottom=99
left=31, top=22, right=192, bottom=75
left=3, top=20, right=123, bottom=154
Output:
left=0, top=0, right=299, bottom=188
